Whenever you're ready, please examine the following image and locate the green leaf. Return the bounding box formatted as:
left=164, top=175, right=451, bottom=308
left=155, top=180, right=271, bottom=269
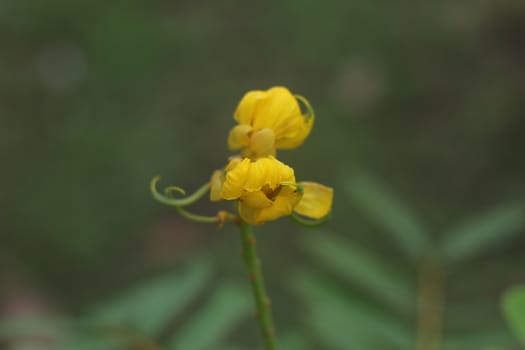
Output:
left=345, top=173, right=429, bottom=260
left=439, top=202, right=525, bottom=264
left=170, top=282, right=252, bottom=350
left=502, top=286, right=525, bottom=346
left=292, top=272, right=413, bottom=350
left=89, top=260, right=211, bottom=337
left=302, top=234, right=415, bottom=311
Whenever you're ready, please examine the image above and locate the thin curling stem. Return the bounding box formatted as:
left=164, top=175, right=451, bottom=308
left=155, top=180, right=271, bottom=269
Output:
left=150, top=176, right=210, bottom=207
left=295, top=94, right=315, bottom=118
left=164, top=185, right=221, bottom=224
left=238, top=222, right=279, bottom=350
left=174, top=206, right=219, bottom=224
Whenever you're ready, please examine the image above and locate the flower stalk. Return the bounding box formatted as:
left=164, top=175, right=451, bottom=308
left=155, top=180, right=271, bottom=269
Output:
left=150, top=86, right=333, bottom=350
left=238, top=221, right=280, bottom=350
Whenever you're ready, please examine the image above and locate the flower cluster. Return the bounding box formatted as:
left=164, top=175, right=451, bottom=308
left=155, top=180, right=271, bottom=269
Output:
left=210, top=86, right=333, bottom=225
left=151, top=86, right=333, bottom=226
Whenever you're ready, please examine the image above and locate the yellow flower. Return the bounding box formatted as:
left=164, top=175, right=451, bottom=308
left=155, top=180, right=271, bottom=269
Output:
left=228, top=86, right=314, bottom=158
left=210, top=157, right=333, bottom=225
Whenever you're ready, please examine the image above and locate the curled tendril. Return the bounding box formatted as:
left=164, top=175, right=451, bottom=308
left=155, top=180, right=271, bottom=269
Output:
left=279, top=181, right=304, bottom=194
left=153, top=177, right=237, bottom=225
left=150, top=176, right=210, bottom=207
left=164, top=186, right=186, bottom=197
left=174, top=206, right=220, bottom=224
left=295, top=94, right=315, bottom=120
left=290, top=212, right=331, bottom=227
left=162, top=185, right=219, bottom=224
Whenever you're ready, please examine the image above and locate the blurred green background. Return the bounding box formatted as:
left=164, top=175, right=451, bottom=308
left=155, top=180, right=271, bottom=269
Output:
left=2, top=0, right=525, bottom=349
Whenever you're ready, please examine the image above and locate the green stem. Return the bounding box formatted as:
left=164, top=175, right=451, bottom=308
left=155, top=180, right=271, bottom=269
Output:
left=238, top=221, right=279, bottom=350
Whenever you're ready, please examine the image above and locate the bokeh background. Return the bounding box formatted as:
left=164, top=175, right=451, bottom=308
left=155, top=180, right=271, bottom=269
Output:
left=2, top=0, right=525, bottom=349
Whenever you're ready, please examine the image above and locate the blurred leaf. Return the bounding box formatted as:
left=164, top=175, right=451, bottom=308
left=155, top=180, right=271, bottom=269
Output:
left=0, top=317, right=162, bottom=350
left=54, top=334, right=127, bottom=350
left=502, top=286, right=525, bottom=346
left=170, top=282, right=252, bottom=350
left=280, top=330, right=310, bottom=350
left=292, top=272, right=413, bottom=350
left=445, top=299, right=502, bottom=329
left=89, top=260, right=211, bottom=336
left=443, top=329, right=516, bottom=350
left=346, top=173, right=429, bottom=259
left=303, top=234, right=415, bottom=311
left=439, top=202, right=525, bottom=264
left=0, top=316, right=68, bottom=340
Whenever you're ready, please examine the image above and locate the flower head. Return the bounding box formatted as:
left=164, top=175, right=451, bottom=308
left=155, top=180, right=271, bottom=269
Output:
left=152, top=85, right=332, bottom=227
left=228, top=86, right=314, bottom=158
left=210, top=157, right=333, bottom=225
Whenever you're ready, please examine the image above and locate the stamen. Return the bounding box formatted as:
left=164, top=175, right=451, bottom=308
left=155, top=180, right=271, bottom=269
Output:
left=264, top=185, right=282, bottom=200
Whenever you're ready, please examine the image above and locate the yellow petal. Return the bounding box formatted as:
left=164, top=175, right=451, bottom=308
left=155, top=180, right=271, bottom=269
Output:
left=228, top=124, right=252, bottom=150
left=220, top=157, right=295, bottom=200
left=225, top=157, right=242, bottom=171
left=236, top=204, right=260, bottom=225
left=221, top=158, right=251, bottom=199
left=242, top=157, right=269, bottom=192
left=238, top=185, right=303, bottom=225
left=274, top=113, right=314, bottom=149
left=294, top=181, right=333, bottom=219
left=243, top=156, right=293, bottom=191
left=234, top=90, right=267, bottom=125
left=209, top=170, right=224, bottom=202
left=248, top=128, right=276, bottom=157
left=254, top=88, right=314, bottom=150
left=269, top=185, right=303, bottom=216
left=255, top=157, right=295, bottom=190
left=252, top=87, right=301, bottom=132
left=240, top=191, right=272, bottom=209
